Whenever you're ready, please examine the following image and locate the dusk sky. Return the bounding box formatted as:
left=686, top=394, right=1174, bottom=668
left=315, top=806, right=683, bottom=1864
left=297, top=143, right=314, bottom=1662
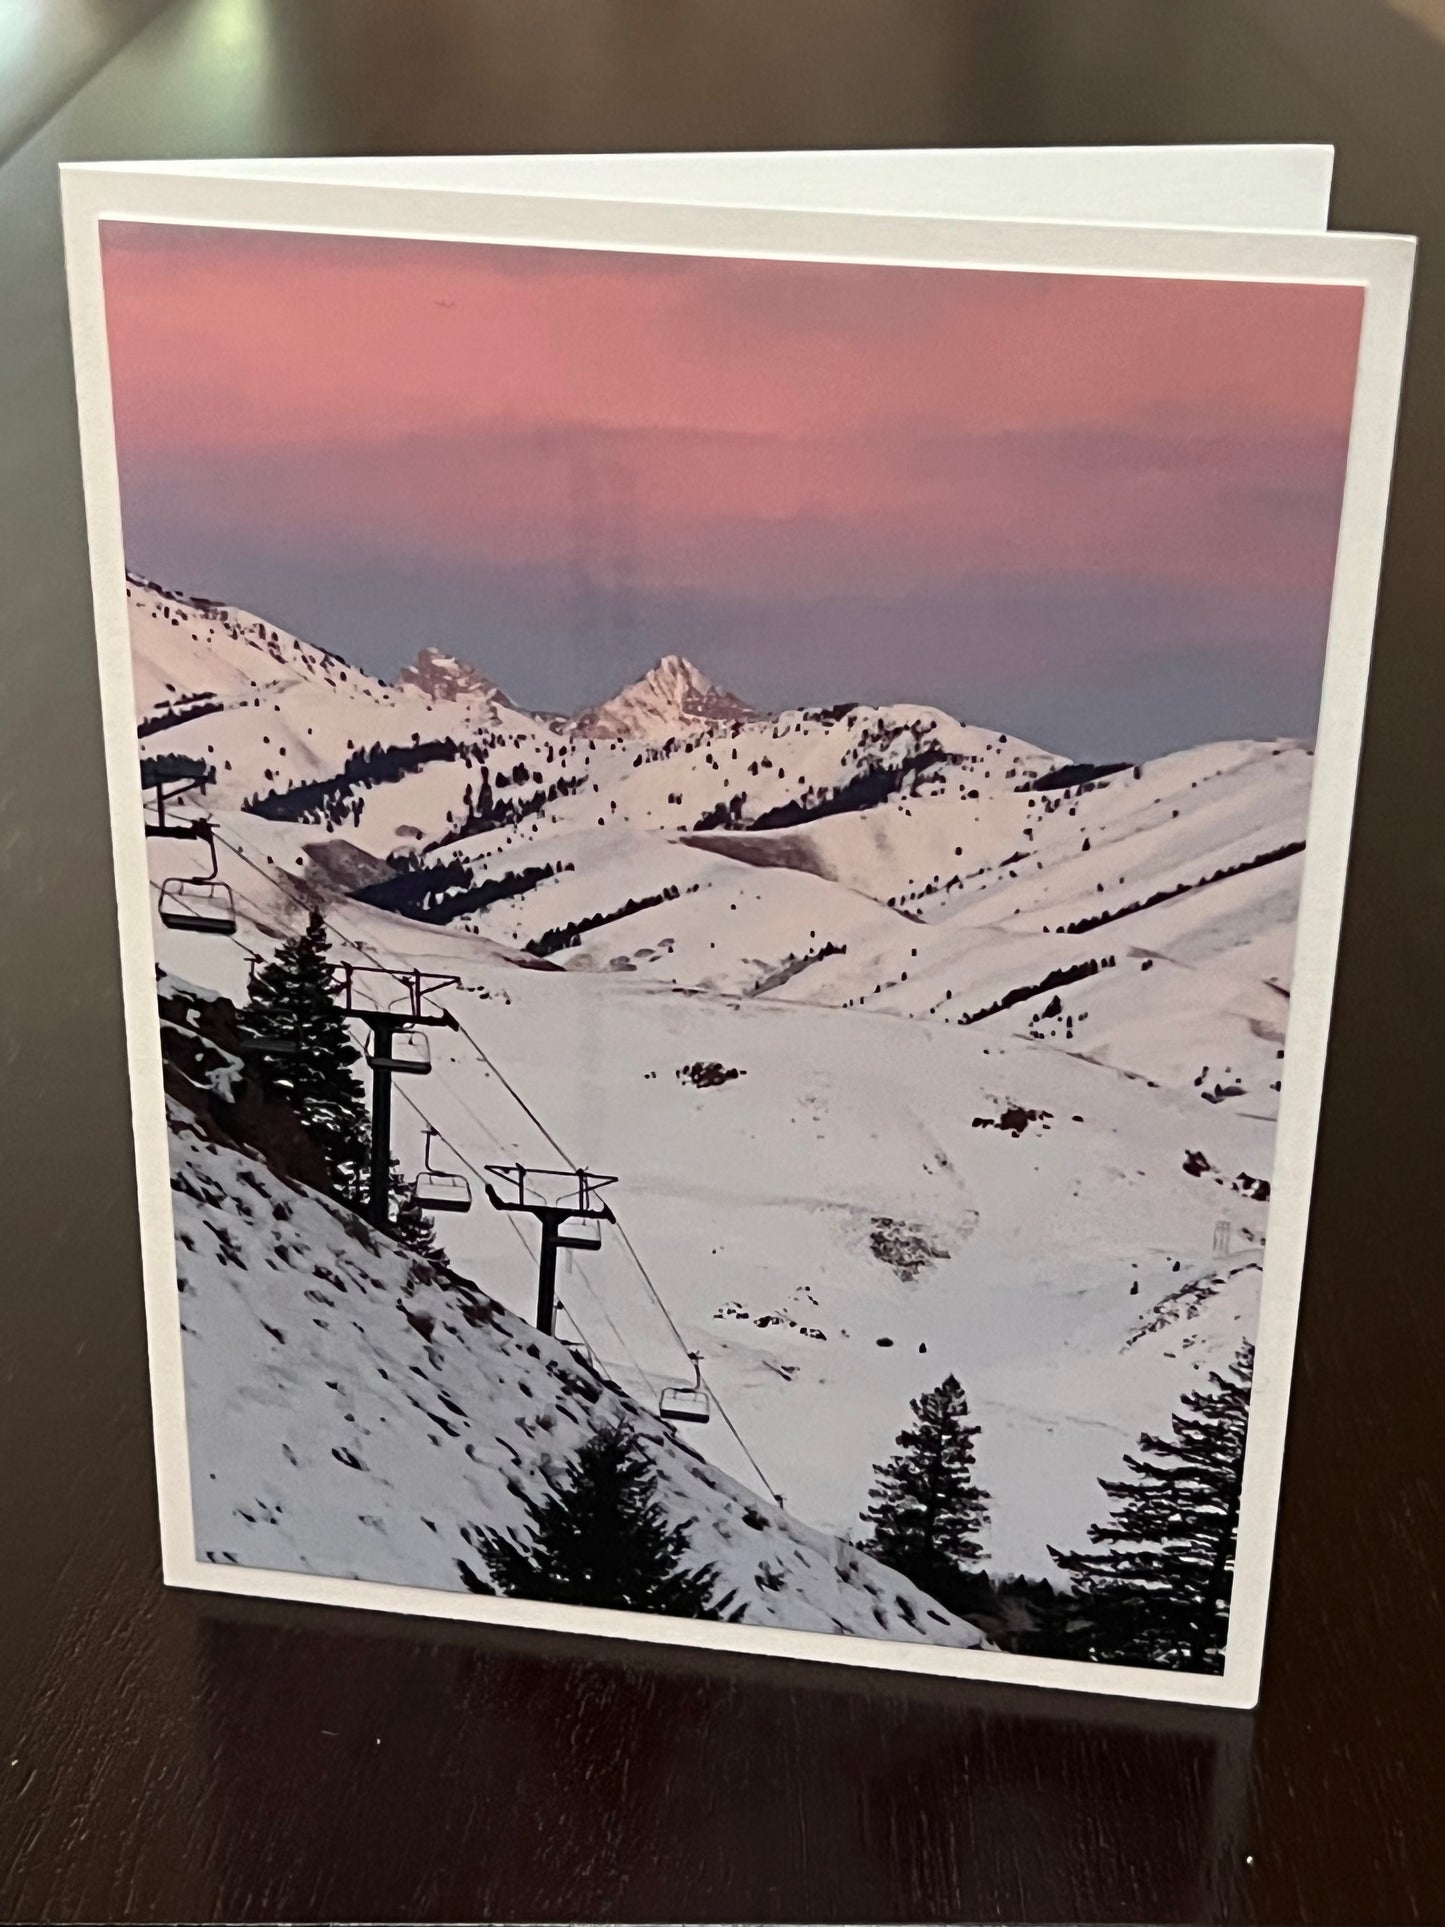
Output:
left=101, top=221, right=1363, bottom=760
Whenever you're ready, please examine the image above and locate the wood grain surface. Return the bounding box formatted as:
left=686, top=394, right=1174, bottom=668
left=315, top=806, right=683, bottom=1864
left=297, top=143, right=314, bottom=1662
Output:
left=1, top=3, right=1442, bottom=1920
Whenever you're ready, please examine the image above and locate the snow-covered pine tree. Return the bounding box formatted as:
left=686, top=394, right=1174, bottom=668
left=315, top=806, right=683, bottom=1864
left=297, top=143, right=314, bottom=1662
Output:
left=467, top=1420, right=743, bottom=1621
left=859, top=1374, right=990, bottom=1615
left=239, top=909, right=370, bottom=1204
left=1049, top=1341, right=1254, bottom=1673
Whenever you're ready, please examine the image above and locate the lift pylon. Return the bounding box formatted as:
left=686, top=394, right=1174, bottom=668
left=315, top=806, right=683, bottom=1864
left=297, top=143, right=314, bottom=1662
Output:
left=482, top=1164, right=616, bottom=1336
left=141, top=753, right=212, bottom=835
left=142, top=754, right=237, bottom=935
left=336, top=964, right=461, bottom=1230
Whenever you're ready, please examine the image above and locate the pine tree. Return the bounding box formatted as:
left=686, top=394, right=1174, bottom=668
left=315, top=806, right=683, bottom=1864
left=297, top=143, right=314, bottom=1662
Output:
left=239, top=909, right=370, bottom=1200
left=859, top=1375, right=990, bottom=1615
left=469, top=1420, right=743, bottom=1621
left=1049, top=1341, right=1254, bottom=1673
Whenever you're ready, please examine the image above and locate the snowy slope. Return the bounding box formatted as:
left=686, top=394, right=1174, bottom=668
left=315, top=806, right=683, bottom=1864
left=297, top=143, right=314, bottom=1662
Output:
left=134, top=577, right=1305, bottom=1589
left=153, top=875, right=1270, bottom=1577
left=164, top=1009, right=988, bottom=1645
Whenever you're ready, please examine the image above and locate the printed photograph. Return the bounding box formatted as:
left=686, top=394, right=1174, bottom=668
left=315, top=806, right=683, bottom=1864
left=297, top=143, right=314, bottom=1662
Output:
left=101, top=221, right=1364, bottom=1673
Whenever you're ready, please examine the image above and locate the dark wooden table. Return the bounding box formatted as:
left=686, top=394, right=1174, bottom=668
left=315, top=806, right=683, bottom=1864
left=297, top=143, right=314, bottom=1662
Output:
left=2, top=3, right=1443, bottom=1920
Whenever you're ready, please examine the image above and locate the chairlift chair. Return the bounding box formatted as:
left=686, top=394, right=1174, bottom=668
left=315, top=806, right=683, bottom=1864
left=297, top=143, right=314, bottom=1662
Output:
left=365, top=1025, right=431, bottom=1075
left=659, top=1352, right=710, bottom=1426
left=412, top=1128, right=472, bottom=1212
left=157, top=824, right=237, bottom=936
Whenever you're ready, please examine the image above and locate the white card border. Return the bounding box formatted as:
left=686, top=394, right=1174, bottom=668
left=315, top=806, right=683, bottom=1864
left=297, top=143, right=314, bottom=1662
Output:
left=74, top=141, right=1337, bottom=232
left=60, top=167, right=1414, bottom=1708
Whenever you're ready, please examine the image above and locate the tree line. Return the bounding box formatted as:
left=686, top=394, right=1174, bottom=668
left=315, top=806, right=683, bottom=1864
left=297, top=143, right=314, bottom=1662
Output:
left=138, top=697, right=224, bottom=738
left=524, top=882, right=696, bottom=957
left=244, top=737, right=477, bottom=827
left=749, top=746, right=966, bottom=832
left=1060, top=840, right=1306, bottom=936
left=352, top=857, right=568, bottom=925
left=430, top=771, right=588, bottom=845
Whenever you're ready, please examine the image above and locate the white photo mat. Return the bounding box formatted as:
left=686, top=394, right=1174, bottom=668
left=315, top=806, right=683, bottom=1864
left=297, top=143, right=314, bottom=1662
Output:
left=61, top=157, right=1413, bottom=1707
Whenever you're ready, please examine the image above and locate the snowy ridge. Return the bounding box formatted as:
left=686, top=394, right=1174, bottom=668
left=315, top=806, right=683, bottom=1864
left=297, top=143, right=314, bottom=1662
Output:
left=164, top=1007, right=988, bottom=1645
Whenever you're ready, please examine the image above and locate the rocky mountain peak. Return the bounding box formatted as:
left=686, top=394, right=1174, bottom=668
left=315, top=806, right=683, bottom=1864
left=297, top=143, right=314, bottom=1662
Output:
left=572, top=654, right=759, bottom=741
left=398, top=646, right=509, bottom=708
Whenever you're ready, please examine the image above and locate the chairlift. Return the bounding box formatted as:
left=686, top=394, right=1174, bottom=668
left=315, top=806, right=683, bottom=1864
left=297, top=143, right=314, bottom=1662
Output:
left=365, top=1025, right=431, bottom=1075
left=659, top=1352, right=710, bottom=1426
left=157, top=824, right=237, bottom=936
left=412, top=1127, right=472, bottom=1212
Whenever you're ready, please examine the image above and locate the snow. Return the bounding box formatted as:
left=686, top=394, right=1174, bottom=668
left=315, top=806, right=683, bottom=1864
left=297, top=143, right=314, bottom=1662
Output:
left=169, top=1077, right=987, bottom=1645
left=572, top=653, right=757, bottom=741
left=134, top=577, right=1308, bottom=1612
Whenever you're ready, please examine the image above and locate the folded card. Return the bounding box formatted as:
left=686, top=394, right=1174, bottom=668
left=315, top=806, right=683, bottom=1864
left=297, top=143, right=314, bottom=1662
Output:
left=62, top=149, right=1413, bottom=1706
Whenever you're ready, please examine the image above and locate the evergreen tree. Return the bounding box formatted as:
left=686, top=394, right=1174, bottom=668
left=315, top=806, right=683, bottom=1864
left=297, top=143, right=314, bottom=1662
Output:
left=859, top=1374, right=990, bottom=1614
left=239, top=909, right=370, bottom=1199
left=1049, top=1342, right=1254, bottom=1673
left=469, top=1420, right=743, bottom=1621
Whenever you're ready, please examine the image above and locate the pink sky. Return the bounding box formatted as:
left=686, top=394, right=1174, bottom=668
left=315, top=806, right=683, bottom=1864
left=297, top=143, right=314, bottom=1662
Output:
left=99, top=221, right=1364, bottom=757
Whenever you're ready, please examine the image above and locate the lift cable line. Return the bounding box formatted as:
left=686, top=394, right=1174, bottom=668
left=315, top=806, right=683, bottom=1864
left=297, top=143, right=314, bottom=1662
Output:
left=192, top=821, right=775, bottom=1491
left=450, top=1016, right=573, bottom=1169
left=698, top=1370, right=777, bottom=1501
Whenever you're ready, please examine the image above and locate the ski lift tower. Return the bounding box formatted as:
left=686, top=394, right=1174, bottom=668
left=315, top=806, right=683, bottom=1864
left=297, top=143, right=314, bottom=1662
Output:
left=482, top=1164, right=616, bottom=1336
left=337, top=964, right=460, bottom=1230
left=140, top=752, right=212, bottom=835
left=141, top=753, right=237, bottom=934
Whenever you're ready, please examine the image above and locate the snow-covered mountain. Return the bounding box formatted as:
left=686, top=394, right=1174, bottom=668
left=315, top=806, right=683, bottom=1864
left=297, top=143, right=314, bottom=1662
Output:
left=397, top=645, right=511, bottom=711
left=135, top=574, right=1302, bottom=1600
left=129, top=570, right=357, bottom=726
left=571, top=653, right=759, bottom=741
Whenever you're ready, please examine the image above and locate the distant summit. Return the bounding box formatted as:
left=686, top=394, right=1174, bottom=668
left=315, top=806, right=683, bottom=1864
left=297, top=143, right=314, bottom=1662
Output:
left=398, top=646, right=510, bottom=708
left=571, top=654, right=760, bottom=741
